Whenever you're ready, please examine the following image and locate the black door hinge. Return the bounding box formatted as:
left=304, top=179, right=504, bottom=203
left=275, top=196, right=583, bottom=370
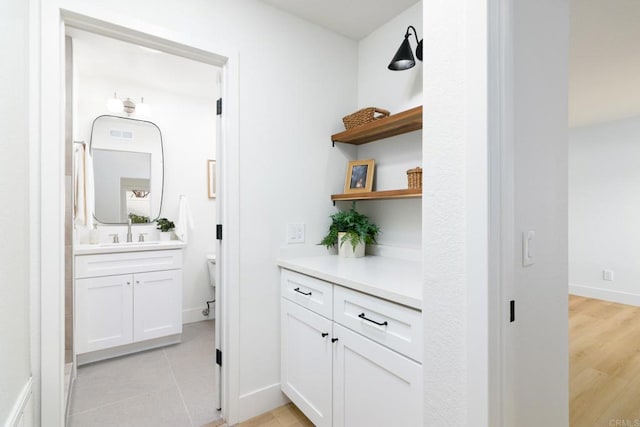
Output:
left=216, top=224, right=223, bottom=240
left=510, top=300, right=515, bottom=322
left=216, top=98, right=222, bottom=115
left=216, top=348, right=222, bottom=366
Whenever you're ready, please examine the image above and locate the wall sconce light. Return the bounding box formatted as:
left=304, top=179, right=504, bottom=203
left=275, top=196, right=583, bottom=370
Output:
left=106, top=93, right=151, bottom=117
left=388, top=25, right=423, bottom=71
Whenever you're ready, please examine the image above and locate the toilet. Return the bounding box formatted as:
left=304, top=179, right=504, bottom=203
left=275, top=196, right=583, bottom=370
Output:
left=206, top=254, right=216, bottom=288
left=202, top=254, right=216, bottom=317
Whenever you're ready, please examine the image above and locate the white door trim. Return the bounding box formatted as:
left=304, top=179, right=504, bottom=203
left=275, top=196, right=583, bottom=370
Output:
left=39, top=5, right=241, bottom=424
left=487, top=0, right=514, bottom=425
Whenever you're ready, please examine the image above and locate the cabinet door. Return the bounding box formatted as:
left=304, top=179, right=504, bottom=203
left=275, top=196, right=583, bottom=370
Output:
left=333, top=324, right=422, bottom=427
left=133, top=270, right=182, bottom=341
left=76, top=274, right=133, bottom=353
left=281, top=299, right=333, bottom=427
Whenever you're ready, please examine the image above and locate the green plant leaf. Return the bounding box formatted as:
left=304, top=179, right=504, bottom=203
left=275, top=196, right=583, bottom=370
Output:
left=319, top=202, right=380, bottom=249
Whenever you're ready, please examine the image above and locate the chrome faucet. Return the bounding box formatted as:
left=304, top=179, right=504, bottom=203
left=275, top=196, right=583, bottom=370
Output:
left=126, top=218, right=133, bottom=243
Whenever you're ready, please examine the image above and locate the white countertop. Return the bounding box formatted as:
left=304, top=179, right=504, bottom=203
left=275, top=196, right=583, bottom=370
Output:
left=75, top=240, right=186, bottom=255
left=277, top=255, right=422, bottom=310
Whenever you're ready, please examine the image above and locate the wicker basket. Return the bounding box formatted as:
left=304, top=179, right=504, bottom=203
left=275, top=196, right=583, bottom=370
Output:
left=407, top=167, right=423, bottom=189
left=342, top=107, right=391, bottom=130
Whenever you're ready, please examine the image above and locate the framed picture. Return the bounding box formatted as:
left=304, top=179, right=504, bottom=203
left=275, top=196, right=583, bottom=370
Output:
left=207, top=160, right=216, bottom=198
left=344, top=159, right=375, bottom=193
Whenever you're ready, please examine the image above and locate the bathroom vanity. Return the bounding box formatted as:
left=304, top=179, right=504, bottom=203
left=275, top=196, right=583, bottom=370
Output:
left=278, top=255, right=422, bottom=427
left=74, top=241, right=186, bottom=365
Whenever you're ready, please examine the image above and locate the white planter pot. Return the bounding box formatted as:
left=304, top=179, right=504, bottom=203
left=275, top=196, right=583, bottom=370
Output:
left=159, top=231, right=172, bottom=241
left=337, top=232, right=365, bottom=258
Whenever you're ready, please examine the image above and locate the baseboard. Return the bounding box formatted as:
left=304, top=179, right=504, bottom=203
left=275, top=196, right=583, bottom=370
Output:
left=569, top=283, right=640, bottom=306
left=183, top=306, right=214, bottom=324
left=5, top=377, right=32, bottom=427
left=238, top=383, right=289, bottom=422
left=77, top=334, right=181, bottom=365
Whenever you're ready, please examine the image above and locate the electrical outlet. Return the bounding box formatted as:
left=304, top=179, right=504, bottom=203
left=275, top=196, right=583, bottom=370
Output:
left=286, top=223, right=305, bottom=244
left=603, top=270, right=614, bottom=281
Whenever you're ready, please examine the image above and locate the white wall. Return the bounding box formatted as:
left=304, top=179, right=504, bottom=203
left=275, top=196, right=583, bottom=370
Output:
left=355, top=2, right=423, bottom=250
left=569, top=116, right=640, bottom=305
left=53, top=0, right=359, bottom=421
left=74, top=69, right=219, bottom=324
left=0, top=0, right=34, bottom=424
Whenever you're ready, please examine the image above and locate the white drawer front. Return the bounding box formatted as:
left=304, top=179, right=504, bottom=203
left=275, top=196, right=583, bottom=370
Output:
left=281, top=269, right=333, bottom=319
left=76, top=249, right=183, bottom=278
left=333, top=285, right=422, bottom=362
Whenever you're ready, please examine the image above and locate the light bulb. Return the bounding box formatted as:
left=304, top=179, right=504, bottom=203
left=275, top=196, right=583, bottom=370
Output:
left=137, top=97, right=151, bottom=117
left=107, top=92, right=123, bottom=113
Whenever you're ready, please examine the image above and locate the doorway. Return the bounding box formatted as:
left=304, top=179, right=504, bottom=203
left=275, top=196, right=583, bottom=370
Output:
left=64, top=27, right=223, bottom=425
left=38, top=8, right=241, bottom=424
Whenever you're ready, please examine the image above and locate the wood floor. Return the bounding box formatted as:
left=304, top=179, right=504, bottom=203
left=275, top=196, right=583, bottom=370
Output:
left=235, top=403, right=312, bottom=427
left=201, top=403, right=312, bottom=427
left=570, top=295, right=640, bottom=426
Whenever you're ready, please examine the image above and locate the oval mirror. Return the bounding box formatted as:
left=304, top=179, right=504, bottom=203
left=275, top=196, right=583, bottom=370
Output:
left=89, top=115, right=164, bottom=224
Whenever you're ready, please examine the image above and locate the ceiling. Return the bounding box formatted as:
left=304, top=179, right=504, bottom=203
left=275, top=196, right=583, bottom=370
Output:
left=68, top=1, right=640, bottom=128
left=259, top=0, right=420, bottom=40
left=67, top=28, right=220, bottom=100
left=570, top=0, right=640, bottom=127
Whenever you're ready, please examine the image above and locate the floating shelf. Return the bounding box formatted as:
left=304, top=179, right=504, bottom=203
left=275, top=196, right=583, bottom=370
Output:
left=331, top=188, right=422, bottom=202
left=331, top=106, right=422, bottom=145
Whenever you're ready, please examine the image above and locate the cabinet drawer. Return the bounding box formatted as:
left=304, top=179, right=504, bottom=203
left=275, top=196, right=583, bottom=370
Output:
left=76, top=249, right=183, bottom=278
left=281, top=269, right=332, bottom=319
left=333, top=286, right=422, bottom=362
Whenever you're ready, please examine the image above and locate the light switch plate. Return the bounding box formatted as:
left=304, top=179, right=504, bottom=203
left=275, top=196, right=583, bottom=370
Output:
left=286, top=223, right=305, bottom=244
left=522, top=230, right=535, bottom=267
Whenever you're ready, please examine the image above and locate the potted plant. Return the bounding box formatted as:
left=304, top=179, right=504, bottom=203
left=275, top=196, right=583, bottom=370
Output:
left=320, top=202, right=380, bottom=258
left=156, top=217, right=175, bottom=241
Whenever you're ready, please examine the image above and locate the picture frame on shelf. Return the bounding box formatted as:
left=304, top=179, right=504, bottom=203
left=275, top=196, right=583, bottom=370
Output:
left=344, top=159, right=375, bottom=193
left=207, top=160, right=216, bottom=198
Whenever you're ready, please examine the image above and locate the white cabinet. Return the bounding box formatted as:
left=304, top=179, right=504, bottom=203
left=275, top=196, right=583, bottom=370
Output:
left=133, top=270, right=182, bottom=342
left=332, top=324, right=422, bottom=427
left=281, top=299, right=333, bottom=427
left=280, top=269, right=422, bottom=427
left=75, top=249, right=183, bottom=360
left=76, top=274, right=133, bottom=352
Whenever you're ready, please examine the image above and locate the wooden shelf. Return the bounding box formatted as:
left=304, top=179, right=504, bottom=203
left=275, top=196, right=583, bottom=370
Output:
left=331, top=106, right=422, bottom=145
left=331, top=188, right=422, bottom=202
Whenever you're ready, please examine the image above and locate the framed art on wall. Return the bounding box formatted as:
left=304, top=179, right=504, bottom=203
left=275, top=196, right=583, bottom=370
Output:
left=344, top=159, right=375, bottom=193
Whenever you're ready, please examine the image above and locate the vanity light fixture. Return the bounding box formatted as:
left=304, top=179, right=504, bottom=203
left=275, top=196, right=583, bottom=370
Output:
left=105, top=93, right=152, bottom=117
left=136, top=97, right=151, bottom=117
left=106, top=92, right=124, bottom=113
left=388, top=25, right=423, bottom=71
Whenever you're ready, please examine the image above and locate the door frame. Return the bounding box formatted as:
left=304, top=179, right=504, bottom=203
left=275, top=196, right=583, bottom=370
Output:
left=38, top=4, right=241, bottom=425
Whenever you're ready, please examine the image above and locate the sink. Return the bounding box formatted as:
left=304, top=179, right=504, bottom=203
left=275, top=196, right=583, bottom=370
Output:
left=75, top=240, right=186, bottom=255
left=98, top=241, right=161, bottom=248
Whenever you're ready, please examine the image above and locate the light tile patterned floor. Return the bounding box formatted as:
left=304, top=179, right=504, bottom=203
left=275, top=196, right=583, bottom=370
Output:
left=68, top=320, right=220, bottom=427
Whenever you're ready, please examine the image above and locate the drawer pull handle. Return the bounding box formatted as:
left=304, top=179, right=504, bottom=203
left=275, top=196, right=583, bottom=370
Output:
left=293, top=287, right=312, bottom=296
left=321, top=332, right=329, bottom=338
left=331, top=338, right=339, bottom=343
left=358, top=312, right=388, bottom=326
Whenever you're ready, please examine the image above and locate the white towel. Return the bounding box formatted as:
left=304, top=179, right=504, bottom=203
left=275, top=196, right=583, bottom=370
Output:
left=74, top=145, right=95, bottom=229
left=74, top=145, right=86, bottom=226
left=85, top=150, right=95, bottom=229
left=174, top=195, right=194, bottom=243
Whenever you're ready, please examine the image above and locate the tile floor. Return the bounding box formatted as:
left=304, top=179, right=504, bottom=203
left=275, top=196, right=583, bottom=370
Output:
left=68, top=320, right=220, bottom=427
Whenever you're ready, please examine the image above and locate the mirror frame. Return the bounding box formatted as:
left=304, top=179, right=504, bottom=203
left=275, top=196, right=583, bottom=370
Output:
left=89, top=114, right=165, bottom=225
